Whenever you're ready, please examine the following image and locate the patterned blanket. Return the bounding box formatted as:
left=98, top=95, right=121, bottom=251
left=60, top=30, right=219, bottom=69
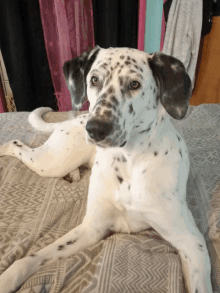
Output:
left=0, top=105, right=220, bottom=293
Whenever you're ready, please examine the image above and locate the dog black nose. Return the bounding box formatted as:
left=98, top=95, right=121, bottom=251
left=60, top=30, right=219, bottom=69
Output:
left=86, top=120, right=113, bottom=141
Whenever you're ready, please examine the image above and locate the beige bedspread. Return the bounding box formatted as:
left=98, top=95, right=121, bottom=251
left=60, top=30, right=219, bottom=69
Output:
left=0, top=104, right=220, bottom=292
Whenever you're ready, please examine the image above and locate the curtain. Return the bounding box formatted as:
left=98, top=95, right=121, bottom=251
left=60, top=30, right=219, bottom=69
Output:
left=160, top=0, right=167, bottom=51
left=144, top=0, right=163, bottom=53
left=0, top=77, right=7, bottom=113
left=138, top=0, right=146, bottom=51
left=138, top=0, right=167, bottom=52
left=0, top=0, right=57, bottom=112
left=162, top=0, right=203, bottom=87
left=39, top=0, right=95, bottom=112
left=92, top=0, right=139, bottom=49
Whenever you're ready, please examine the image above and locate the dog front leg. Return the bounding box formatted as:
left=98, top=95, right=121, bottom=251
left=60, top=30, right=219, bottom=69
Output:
left=0, top=211, right=114, bottom=293
left=144, top=200, right=212, bottom=293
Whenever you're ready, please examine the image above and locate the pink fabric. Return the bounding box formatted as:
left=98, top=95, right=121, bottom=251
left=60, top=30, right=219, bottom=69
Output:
left=138, top=0, right=146, bottom=51
left=39, top=0, right=95, bottom=112
left=0, top=79, right=6, bottom=113
left=160, top=0, right=167, bottom=51
left=0, top=95, right=5, bottom=113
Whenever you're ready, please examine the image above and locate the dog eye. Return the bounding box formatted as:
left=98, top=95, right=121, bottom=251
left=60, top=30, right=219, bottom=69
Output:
left=91, top=76, right=99, bottom=86
left=130, top=81, right=140, bottom=90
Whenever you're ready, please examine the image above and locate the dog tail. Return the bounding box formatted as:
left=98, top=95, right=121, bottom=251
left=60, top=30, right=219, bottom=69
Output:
left=28, top=107, right=60, bottom=133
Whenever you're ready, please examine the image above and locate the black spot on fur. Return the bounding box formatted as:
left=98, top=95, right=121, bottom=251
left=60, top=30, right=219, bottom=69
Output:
left=198, top=244, right=204, bottom=251
left=140, top=127, right=151, bottom=134
left=58, top=245, right=65, bottom=250
left=149, top=142, right=151, bottom=147
left=120, top=141, right=127, bottom=147
left=108, top=86, right=115, bottom=94
left=117, top=176, right=123, bottom=184
left=129, top=104, right=133, bottom=114
left=179, top=150, right=182, bottom=157
left=115, top=167, right=118, bottom=171
left=177, top=135, right=181, bottom=141
left=142, top=169, right=147, bottom=174
left=32, top=150, right=34, bottom=152
left=125, top=61, right=131, bottom=65
left=19, top=153, right=21, bottom=155
left=110, top=95, right=119, bottom=106
left=66, top=240, right=76, bottom=245
left=31, top=158, right=33, bottom=162
left=103, top=110, right=112, bottom=117
left=118, top=76, right=123, bottom=86
left=128, top=185, right=130, bottom=190
left=30, top=254, right=36, bottom=257
left=132, top=58, right=137, bottom=63
left=41, top=259, right=49, bottom=266
left=165, top=151, right=168, bottom=155
left=154, top=151, right=158, bottom=156
left=106, top=102, right=113, bottom=108
left=120, top=55, right=125, bottom=60
left=117, top=157, right=120, bottom=162
left=102, top=93, right=108, bottom=99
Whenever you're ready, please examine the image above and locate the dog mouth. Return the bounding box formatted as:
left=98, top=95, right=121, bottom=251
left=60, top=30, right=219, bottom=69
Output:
left=86, top=132, right=127, bottom=148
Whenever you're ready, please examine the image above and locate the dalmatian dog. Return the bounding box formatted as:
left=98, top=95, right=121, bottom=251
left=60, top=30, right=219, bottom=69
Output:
left=0, top=46, right=213, bottom=293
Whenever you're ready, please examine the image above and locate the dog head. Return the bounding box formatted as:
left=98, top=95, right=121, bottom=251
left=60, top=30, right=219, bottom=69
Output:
left=63, top=47, right=192, bottom=148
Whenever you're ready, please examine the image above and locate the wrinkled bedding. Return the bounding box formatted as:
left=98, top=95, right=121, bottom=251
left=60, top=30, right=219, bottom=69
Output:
left=0, top=104, right=220, bottom=293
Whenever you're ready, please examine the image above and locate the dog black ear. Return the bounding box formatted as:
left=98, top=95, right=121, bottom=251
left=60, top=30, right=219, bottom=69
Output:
left=148, top=52, right=192, bottom=120
left=63, top=45, right=101, bottom=110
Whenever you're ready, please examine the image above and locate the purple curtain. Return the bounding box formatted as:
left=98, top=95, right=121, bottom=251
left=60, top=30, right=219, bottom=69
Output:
left=137, top=0, right=146, bottom=51
left=39, top=0, right=95, bottom=112
left=0, top=83, right=5, bottom=113
left=160, top=0, right=167, bottom=51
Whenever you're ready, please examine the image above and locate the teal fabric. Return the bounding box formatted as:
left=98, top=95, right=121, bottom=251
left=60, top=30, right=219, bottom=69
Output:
left=144, top=0, right=163, bottom=54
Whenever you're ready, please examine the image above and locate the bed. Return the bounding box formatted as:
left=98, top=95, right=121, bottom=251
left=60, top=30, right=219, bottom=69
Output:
left=0, top=104, right=220, bottom=293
